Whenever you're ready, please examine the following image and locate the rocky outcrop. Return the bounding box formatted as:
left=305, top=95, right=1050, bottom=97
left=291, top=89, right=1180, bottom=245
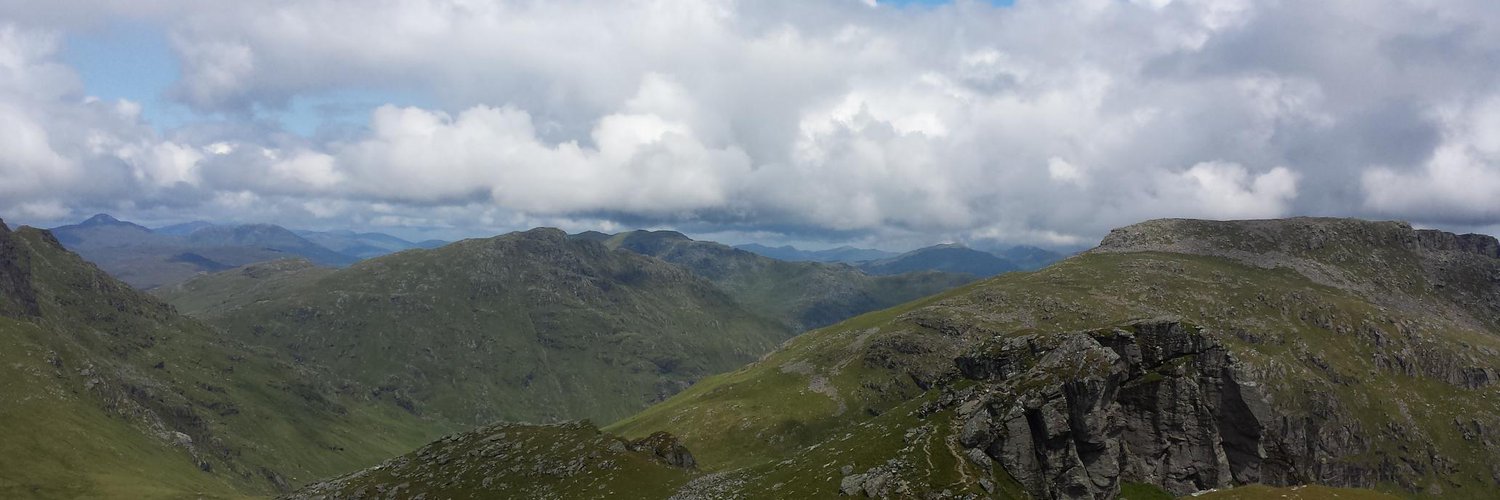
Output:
left=951, top=320, right=1289, bottom=499
left=0, top=219, right=42, bottom=319
left=627, top=431, right=697, bottom=469
left=1416, top=229, right=1500, bottom=259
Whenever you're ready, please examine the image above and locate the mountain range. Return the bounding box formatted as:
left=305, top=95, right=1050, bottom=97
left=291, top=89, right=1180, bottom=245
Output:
left=51, top=214, right=1057, bottom=292
left=734, top=243, right=898, bottom=263
left=738, top=241, right=1066, bottom=275
left=301, top=217, right=1500, bottom=498
left=590, top=230, right=976, bottom=331
left=47, top=215, right=443, bottom=289
left=155, top=228, right=798, bottom=426
left=5, top=215, right=1499, bottom=498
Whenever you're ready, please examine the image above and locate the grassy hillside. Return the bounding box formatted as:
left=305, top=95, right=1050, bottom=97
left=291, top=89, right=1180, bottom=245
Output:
left=600, top=230, right=975, bottom=331
left=597, top=218, right=1500, bottom=498
left=153, top=258, right=335, bottom=319
left=288, top=422, right=697, bottom=499
left=0, top=220, right=454, bottom=497
left=162, top=228, right=795, bottom=426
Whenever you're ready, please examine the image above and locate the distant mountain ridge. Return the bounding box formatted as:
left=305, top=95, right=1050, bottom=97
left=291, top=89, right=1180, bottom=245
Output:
left=857, top=242, right=1020, bottom=277
left=737, top=240, right=1066, bottom=274
left=49, top=214, right=446, bottom=289
left=588, top=229, right=976, bottom=331
left=734, top=243, right=897, bottom=263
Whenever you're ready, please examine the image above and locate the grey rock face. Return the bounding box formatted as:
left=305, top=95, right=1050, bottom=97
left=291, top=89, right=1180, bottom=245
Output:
left=953, top=320, right=1283, bottom=499
left=627, top=431, right=698, bottom=469
left=0, top=220, right=43, bottom=319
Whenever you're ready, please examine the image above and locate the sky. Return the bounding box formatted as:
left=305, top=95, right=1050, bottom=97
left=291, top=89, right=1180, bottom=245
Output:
left=1, top=0, right=1498, bottom=250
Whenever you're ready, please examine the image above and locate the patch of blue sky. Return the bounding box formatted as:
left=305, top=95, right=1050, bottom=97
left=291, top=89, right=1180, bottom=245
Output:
left=275, top=88, right=435, bottom=137
left=62, top=20, right=197, bottom=129
left=64, top=20, right=431, bottom=137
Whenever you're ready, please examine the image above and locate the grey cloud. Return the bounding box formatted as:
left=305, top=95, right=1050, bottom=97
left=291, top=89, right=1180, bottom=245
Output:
left=2, top=0, right=1500, bottom=246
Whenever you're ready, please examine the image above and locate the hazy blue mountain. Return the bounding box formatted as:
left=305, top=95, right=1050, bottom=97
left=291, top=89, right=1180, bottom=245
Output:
left=185, top=224, right=356, bottom=267
left=595, top=230, right=975, bottom=331
left=857, top=243, right=1019, bottom=277
left=49, top=215, right=354, bottom=288
left=735, top=243, right=897, bottom=263
left=996, top=244, right=1068, bottom=270
left=294, top=229, right=429, bottom=259
left=52, top=213, right=168, bottom=248
left=152, top=220, right=216, bottom=236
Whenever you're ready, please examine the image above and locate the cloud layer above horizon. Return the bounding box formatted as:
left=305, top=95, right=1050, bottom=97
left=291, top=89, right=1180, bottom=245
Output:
left=2, top=0, right=1498, bottom=247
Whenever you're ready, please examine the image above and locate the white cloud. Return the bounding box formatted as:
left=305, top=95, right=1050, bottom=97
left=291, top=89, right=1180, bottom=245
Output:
left=1148, top=162, right=1300, bottom=220
left=1362, top=97, right=1500, bottom=222
left=1047, top=158, right=1085, bottom=186
left=1, top=0, right=1499, bottom=244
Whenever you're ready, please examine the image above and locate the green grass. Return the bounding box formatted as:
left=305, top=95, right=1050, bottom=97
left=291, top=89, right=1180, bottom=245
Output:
left=1121, top=482, right=1175, bottom=500
left=160, top=229, right=797, bottom=427
left=607, top=248, right=1500, bottom=498
left=1, top=226, right=458, bottom=496
left=293, top=422, right=694, bottom=499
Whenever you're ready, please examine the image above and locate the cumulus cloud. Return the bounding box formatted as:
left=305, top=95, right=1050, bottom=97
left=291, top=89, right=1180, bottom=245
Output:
left=0, top=24, right=207, bottom=210
left=0, top=0, right=1498, bottom=245
left=1362, top=96, right=1500, bottom=223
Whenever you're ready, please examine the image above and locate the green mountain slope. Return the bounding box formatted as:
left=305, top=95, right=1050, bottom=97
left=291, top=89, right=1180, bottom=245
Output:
left=0, top=219, right=453, bottom=498
left=604, top=217, right=1500, bottom=498
left=161, top=228, right=794, bottom=426
left=598, top=230, right=976, bottom=331
left=305, top=217, right=1500, bottom=498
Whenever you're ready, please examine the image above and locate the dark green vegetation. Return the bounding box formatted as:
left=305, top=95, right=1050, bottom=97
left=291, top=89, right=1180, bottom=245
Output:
left=161, top=228, right=796, bottom=426
left=595, top=230, right=976, bottom=331
left=858, top=243, right=1022, bottom=277
left=50, top=214, right=355, bottom=289
left=0, top=219, right=454, bottom=498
